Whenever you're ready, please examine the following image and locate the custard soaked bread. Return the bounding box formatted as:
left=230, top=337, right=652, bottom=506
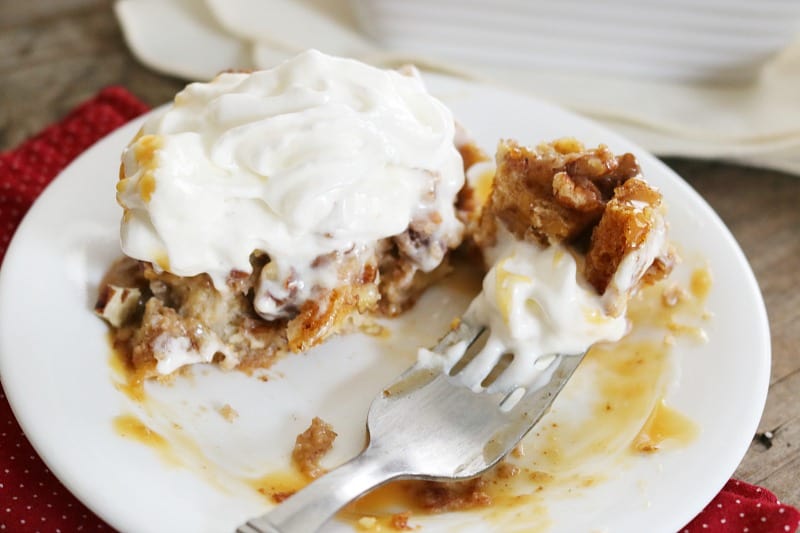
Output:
left=475, top=138, right=639, bottom=245
left=474, top=138, right=674, bottom=312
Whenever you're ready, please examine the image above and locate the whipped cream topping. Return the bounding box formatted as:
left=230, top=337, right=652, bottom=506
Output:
left=423, top=205, right=668, bottom=393
left=117, top=50, right=464, bottom=319
left=453, top=232, right=627, bottom=392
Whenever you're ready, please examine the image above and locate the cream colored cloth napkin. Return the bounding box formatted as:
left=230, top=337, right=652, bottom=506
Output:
left=115, top=0, right=800, bottom=175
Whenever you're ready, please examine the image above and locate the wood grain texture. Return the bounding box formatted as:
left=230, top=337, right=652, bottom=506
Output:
left=1, top=0, right=797, bottom=511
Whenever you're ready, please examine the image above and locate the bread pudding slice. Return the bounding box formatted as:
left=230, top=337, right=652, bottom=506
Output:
left=96, top=51, right=477, bottom=378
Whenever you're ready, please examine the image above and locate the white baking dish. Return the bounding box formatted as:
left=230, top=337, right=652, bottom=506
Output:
left=351, top=0, right=800, bottom=82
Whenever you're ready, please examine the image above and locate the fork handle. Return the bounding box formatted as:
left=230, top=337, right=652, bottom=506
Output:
left=237, top=448, right=402, bottom=533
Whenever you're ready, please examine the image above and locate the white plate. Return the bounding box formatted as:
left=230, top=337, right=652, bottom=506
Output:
left=0, top=75, right=770, bottom=533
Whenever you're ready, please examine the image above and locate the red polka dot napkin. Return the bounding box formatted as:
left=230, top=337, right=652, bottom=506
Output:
left=0, top=88, right=798, bottom=533
left=0, top=87, right=146, bottom=533
left=682, top=479, right=799, bottom=533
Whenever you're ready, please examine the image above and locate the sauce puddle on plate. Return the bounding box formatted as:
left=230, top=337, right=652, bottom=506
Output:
left=112, top=414, right=181, bottom=466
left=633, top=399, right=698, bottom=453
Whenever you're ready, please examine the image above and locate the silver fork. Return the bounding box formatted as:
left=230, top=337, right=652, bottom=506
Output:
left=237, top=319, right=586, bottom=533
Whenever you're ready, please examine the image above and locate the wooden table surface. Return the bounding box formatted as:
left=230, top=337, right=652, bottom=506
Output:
left=2, top=0, right=798, bottom=511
